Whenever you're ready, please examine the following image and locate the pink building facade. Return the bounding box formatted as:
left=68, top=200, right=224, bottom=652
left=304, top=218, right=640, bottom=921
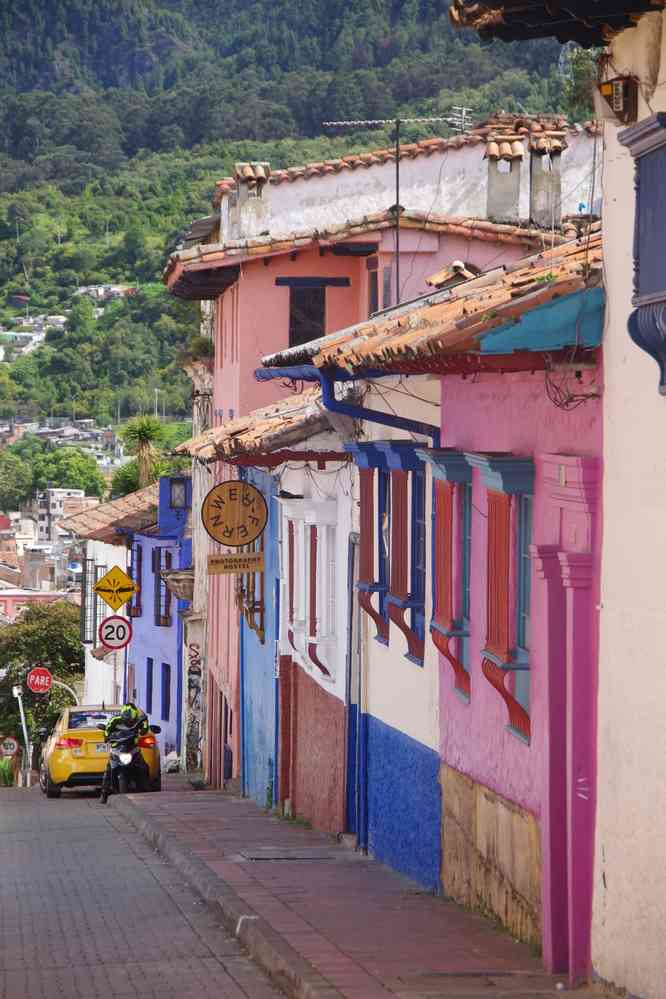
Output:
left=284, top=230, right=604, bottom=982
left=167, top=158, right=550, bottom=791
left=430, top=371, right=601, bottom=980
left=0, top=589, right=71, bottom=623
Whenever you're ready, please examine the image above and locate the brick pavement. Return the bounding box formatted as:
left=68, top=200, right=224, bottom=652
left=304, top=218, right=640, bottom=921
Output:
left=113, top=777, right=612, bottom=999
left=0, top=787, right=284, bottom=999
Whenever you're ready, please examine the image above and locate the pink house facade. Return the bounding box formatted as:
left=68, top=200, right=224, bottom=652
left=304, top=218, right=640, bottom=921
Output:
left=0, top=589, right=72, bottom=623
left=292, top=229, right=604, bottom=983
left=166, top=118, right=579, bottom=790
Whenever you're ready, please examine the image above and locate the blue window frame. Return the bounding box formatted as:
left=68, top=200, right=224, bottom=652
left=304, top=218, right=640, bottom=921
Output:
left=377, top=467, right=391, bottom=620
left=146, top=658, right=153, bottom=715
left=410, top=469, right=426, bottom=641
left=161, top=662, right=171, bottom=722
left=515, top=494, right=533, bottom=711
left=459, top=481, right=473, bottom=669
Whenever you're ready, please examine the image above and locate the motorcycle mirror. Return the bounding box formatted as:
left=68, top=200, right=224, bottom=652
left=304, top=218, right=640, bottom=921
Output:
left=149, top=725, right=161, bottom=734
left=96, top=724, right=107, bottom=732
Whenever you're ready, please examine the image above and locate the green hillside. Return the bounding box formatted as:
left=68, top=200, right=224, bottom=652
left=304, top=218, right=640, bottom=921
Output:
left=0, top=0, right=590, bottom=423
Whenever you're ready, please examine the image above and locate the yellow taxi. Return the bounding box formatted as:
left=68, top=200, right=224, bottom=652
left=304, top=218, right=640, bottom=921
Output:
left=39, top=705, right=161, bottom=798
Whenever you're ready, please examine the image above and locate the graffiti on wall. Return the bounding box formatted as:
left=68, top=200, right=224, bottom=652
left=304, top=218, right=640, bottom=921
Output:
left=186, top=641, right=203, bottom=771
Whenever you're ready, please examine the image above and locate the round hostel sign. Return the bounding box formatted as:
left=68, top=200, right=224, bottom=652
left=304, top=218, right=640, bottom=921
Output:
left=201, top=481, right=268, bottom=548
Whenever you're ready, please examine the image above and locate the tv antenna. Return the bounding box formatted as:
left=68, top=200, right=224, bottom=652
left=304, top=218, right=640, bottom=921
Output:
left=323, top=110, right=475, bottom=306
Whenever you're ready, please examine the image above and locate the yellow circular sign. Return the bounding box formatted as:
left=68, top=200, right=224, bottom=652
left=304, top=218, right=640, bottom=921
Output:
left=201, top=481, right=268, bottom=548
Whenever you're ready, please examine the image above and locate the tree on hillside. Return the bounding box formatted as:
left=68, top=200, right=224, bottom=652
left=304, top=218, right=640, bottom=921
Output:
left=31, top=447, right=106, bottom=497
left=120, top=416, right=165, bottom=487
left=0, top=451, right=33, bottom=511
left=0, top=602, right=83, bottom=739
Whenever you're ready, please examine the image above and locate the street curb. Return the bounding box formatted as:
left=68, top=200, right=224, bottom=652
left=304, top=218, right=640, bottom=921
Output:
left=112, top=794, right=343, bottom=999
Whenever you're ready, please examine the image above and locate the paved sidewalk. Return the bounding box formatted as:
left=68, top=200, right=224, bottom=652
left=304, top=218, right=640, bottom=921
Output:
left=113, top=777, right=609, bottom=999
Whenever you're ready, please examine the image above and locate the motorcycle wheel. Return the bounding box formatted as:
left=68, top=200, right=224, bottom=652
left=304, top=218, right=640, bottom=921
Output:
left=117, top=772, right=129, bottom=795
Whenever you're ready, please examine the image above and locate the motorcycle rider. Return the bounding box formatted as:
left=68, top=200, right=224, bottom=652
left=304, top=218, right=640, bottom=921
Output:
left=99, top=702, right=149, bottom=804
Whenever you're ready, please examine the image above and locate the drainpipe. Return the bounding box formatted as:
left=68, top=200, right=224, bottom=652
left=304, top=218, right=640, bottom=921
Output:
left=256, top=365, right=441, bottom=447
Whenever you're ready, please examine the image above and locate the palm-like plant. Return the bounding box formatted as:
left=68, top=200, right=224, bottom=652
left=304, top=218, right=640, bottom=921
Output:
left=120, top=416, right=164, bottom=488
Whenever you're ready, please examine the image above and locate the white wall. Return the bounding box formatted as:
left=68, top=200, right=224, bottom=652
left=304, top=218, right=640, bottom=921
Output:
left=353, top=376, right=440, bottom=752
left=594, top=13, right=666, bottom=999
left=82, top=538, right=127, bottom=707
left=222, top=134, right=600, bottom=242
left=277, top=428, right=354, bottom=707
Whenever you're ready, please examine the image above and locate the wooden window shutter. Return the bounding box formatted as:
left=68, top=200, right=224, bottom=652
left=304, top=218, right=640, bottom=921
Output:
left=485, top=490, right=511, bottom=661
left=431, top=479, right=470, bottom=698
left=386, top=468, right=424, bottom=662
left=482, top=490, right=530, bottom=739
left=357, top=467, right=388, bottom=642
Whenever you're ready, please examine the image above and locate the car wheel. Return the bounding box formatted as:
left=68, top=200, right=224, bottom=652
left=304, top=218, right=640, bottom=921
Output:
left=150, top=773, right=162, bottom=792
left=46, top=773, right=61, bottom=799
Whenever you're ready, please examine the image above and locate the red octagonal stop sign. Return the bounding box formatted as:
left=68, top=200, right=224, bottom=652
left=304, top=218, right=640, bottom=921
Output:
left=27, top=666, right=53, bottom=694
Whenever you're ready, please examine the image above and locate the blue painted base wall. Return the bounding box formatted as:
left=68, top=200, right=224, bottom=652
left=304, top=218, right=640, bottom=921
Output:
left=366, top=714, right=442, bottom=893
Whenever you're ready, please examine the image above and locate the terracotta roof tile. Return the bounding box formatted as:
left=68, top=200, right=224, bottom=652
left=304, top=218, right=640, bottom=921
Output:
left=165, top=209, right=566, bottom=287
left=177, top=387, right=341, bottom=463
left=211, top=113, right=599, bottom=206
left=309, top=227, right=602, bottom=374
left=61, top=484, right=158, bottom=544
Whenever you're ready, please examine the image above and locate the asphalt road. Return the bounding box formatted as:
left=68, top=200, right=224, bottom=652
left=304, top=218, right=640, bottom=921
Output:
left=0, top=787, right=284, bottom=999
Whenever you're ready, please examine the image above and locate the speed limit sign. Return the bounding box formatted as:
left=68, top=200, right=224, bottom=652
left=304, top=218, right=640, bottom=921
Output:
left=98, top=615, right=132, bottom=651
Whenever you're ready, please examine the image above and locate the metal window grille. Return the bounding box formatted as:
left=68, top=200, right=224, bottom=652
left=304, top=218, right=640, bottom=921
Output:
left=80, top=556, right=96, bottom=643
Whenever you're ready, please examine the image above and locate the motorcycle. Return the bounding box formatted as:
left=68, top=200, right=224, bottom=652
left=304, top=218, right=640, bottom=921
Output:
left=98, top=719, right=160, bottom=802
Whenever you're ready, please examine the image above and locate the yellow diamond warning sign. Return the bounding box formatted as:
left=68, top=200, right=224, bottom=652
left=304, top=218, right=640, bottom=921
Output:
left=93, top=565, right=138, bottom=612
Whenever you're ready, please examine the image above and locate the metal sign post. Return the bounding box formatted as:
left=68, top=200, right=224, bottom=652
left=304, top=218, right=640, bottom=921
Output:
left=11, top=685, right=30, bottom=787
left=323, top=109, right=474, bottom=306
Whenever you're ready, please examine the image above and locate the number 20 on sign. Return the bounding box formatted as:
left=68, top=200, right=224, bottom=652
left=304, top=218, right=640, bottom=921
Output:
left=99, top=615, right=133, bottom=651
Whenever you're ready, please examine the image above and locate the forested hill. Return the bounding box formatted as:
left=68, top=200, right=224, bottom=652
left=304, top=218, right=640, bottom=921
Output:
left=0, top=1, right=591, bottom=424
left=0, top=1, right=571, bottom=185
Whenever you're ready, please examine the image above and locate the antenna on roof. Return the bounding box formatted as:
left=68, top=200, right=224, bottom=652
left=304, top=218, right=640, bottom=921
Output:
left=322, top=111, right=475, bottom=307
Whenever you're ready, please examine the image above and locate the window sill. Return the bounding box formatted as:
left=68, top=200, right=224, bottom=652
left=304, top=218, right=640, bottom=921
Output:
left=482, top=648, right=530, bottom=672
left=430, top=619, right=469, bottom=640
left=505, top=724, right=530, bottom=746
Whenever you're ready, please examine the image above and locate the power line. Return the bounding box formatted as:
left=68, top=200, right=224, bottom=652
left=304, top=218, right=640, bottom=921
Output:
left=322, top=110, right=474, bottom=308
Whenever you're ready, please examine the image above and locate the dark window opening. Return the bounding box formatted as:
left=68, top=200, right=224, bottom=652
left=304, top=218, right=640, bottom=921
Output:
left=289, top=286, right=325, bottom=348
left=146, top=658, right=153, bottom=715
left=382, top=267, right=393, bottom=309
left=161, top=662, right=171, bottom=722
left=369, top=270, right=379, bottom=317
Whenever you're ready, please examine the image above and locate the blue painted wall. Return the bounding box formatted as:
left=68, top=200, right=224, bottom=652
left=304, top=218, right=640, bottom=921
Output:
left=126, top=476, right=192, bottom=758
left=365, top=714, right=442, bottom=893
left=240, top=468, right=279, bottom=807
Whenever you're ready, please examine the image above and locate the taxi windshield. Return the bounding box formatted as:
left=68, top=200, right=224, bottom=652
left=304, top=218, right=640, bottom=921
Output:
left=67, top=711, right=113, bottom=730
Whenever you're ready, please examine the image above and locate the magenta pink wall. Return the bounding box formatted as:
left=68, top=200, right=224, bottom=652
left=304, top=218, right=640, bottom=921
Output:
left=0, top=592, right=65, bottom=623
left=439, top=368, right=601, bottom=812
left=438, top=366, right=602, bottom=979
